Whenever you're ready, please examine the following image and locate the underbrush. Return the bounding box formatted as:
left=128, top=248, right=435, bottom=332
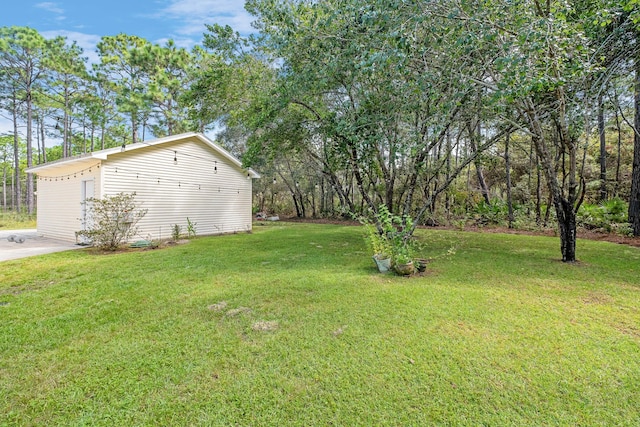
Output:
left=577, top=198, right=632, bottom=236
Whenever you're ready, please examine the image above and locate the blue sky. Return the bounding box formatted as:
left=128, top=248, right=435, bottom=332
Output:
left=1, top=1, right=255, bottom=61
left=0, top=1, right=255, bottom=136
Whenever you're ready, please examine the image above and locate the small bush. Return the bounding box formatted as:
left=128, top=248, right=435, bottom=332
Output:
left=76, top=192, right=148, bottom=251
left=186, top=217, right=197, bottom=238
left=171, top=224, right=182, bottom=241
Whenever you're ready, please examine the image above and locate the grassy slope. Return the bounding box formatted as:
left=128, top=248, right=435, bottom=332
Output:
left=0, top=223, right=639, bottom=426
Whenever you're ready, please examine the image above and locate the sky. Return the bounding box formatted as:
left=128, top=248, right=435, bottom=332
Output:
left=0, top=0, right=255, bottom=61
left=0, top=1, right=255, bottom=136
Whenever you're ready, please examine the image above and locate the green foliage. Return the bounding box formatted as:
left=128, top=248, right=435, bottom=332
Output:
left=471, top=199, right=526, bottom=226
left=76, top=192, right=148, bottom=251
left=171, top=223, right=182, bottom=241
left=186, top=217, right=197, bottom=238
left=577, top=198, right=629, bottom=233
left=472, top=200, right=509, bottom=225
left=361, top=219, right=392, bottom=259
left=361, top=205, right=416, bottom=269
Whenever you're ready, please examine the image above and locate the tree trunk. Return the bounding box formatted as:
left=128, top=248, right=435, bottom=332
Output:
left=629, top=61, right=640, bottom=236
left=12, top=93, right=21, bottom=214
left=132, top=114, right=138, bottom=144
left=469, top=123, right=490, bottom=205
left=40, top=115, right=47, bottom=164
left=535, top=149, right=542, bottom=224
left=598, top=93, right=607, bottom=202
left=36, top=116, right=42, bottom=164
left=557, top=198, right=577, bottom=262
left=445, top=131, right=452, bottom=219
left=90, top=125, right=95, bottom=152
left=524, top=96, right=578, bottom=262
left=101, top=120, right=106, bottom=150
left=26, top=90, right=34, bottom=215
left=63, top=88, right=70, bottom=158
left=505, top=132, right=514, bottom=228
left=2, top=165, right=7, bottom=211
left=291, top=192, right=302, bottom=217
left=614, top=108, right=622, bottom=197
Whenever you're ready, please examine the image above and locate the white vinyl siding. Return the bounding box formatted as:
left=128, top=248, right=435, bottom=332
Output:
left=101, top=138, right=252, bottom=241
left=29, top=133, right=254, bottom=243
left=35, top=164, right=102, bottom=242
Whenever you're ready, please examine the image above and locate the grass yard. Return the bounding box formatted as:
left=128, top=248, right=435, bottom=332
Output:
left=1, top=222, right=639, bottom=426
left=0, top=212, right=36, bottom=230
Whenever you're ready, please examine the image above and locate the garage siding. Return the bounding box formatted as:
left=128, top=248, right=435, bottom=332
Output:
left=35, top=164, right=102, bottom=242
left=102, top=138, right=252, bottom=241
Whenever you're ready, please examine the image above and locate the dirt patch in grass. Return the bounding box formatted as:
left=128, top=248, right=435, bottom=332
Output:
left=614, top=322, right=640, bottom=338
left=208, top=301, right=228, bottom=312
left=252, top=320, right=279, bottom=331
left=0, top=280, right=57, bottom=296
left=226, top=307, right=252, bottom=317
left=582, top=292, right=614, bottom=305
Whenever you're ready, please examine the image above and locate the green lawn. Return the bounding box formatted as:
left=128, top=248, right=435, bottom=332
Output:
left=0, top=212, right=36, bottom=230
left=1, top=223, right=639, bottom=426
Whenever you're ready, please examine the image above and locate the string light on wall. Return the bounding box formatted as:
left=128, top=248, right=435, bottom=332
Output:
left=40, top=163, right=251, bottom=196
left=37, top=163, right=101, bottom=182
left=132, top=138, right=259, bottom=178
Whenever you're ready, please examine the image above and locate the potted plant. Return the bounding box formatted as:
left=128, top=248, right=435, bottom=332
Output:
left=415, top=258, right=428, bottom=273
left=393, top=254, right=414, bottom=276
left=390, top=233, right=415, bottom=276
left=363, top=221, right=392, bottom=272
left=362, top=205, right=418, bottom=275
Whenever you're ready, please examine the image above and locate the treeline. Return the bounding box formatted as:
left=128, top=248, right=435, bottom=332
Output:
left=2, top=0, right=640, bottom=262
left=0, top=27, right=208, bottom=214
left=206, top=0, right=640, bottom=261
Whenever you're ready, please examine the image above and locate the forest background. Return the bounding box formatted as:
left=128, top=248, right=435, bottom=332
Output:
left=2, top=0, right=640, bottom=262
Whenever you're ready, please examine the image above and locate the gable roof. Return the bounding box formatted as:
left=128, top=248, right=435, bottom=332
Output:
left=26, top=132, right=260, bottom=178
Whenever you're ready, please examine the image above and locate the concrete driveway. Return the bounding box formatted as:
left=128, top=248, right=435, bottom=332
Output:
left=0, top=229, right=82, bottom=262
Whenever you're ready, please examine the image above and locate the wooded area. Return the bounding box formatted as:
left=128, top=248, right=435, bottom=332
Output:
left=2, top=0, right=640, bottom=261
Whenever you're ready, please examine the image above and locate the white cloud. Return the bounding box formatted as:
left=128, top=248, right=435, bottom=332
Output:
left=0, top=118, right=15, bottom=137
left=40, top=30, right=102, bottom=64
left=35, top=2, right=65, bottom=17
left=154, top=37, right=198, bottom=50
left=158, top=0, right=255, bottom=38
